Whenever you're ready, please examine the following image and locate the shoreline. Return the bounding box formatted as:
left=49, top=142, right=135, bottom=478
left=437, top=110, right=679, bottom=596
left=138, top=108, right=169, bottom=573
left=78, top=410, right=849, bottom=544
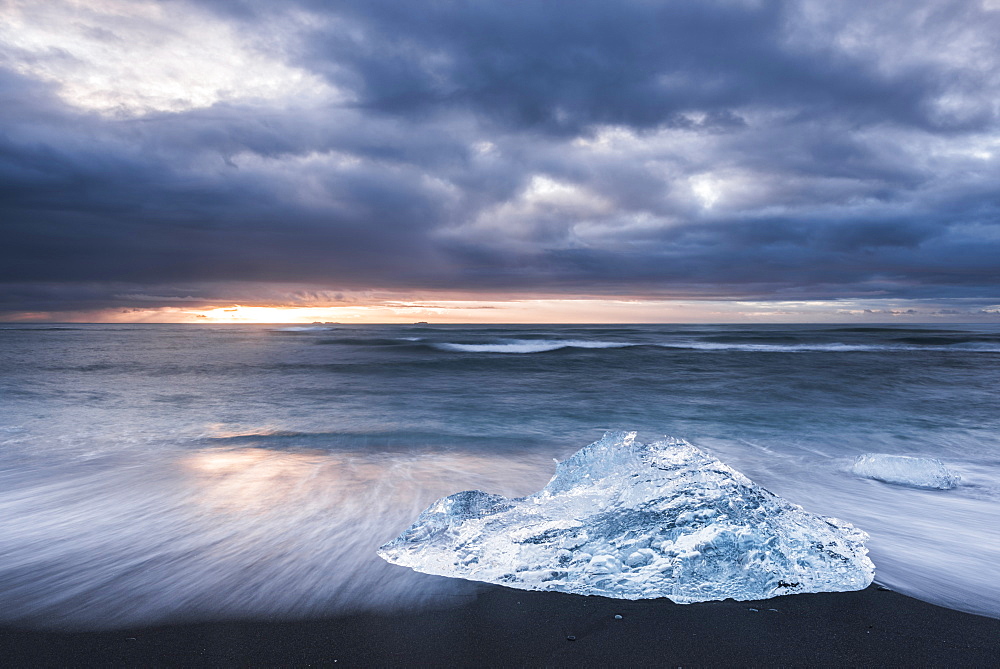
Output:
left=1, top=584, right=997, bottom=666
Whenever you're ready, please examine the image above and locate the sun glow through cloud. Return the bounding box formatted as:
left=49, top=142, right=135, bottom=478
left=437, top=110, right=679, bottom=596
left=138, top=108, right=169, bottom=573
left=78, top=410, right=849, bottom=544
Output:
left=6, top=296, right=997, bottom=325
left=0, top=0, right=338, bottom=116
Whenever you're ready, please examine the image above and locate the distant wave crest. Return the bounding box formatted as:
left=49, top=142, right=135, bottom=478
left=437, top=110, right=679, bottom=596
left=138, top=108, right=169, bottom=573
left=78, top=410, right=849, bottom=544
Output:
left=433, top=339, right=636, bottom=354
left=429, top=339, right=1000, bottom=354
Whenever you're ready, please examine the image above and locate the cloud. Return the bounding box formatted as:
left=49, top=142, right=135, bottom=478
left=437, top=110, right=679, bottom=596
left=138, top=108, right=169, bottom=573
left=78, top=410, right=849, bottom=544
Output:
left=280, top=0, right=1000, bottom=134
left=0, top=0, right=339, bottom=116
left=0, top=0, right=998, bottom=318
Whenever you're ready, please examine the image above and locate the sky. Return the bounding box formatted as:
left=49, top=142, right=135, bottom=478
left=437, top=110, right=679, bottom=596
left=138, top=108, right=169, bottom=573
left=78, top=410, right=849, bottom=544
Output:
left=1, top=0, right=999, bottom=323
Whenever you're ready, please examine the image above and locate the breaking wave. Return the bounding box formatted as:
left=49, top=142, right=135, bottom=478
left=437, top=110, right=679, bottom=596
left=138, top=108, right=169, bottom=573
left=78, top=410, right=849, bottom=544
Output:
left=427, top=339, right=1000, bottom=354
left=432, top=339, right=636, bottom=354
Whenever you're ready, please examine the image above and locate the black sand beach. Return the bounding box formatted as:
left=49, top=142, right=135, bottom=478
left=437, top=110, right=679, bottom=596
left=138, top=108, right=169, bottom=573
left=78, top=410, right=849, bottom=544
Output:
left=2, top=584, right=997, bottom=666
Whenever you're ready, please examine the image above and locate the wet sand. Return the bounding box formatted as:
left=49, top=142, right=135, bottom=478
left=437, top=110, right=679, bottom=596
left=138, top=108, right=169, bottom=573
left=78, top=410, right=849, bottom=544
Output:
left=1, top=584, right=998, bottom=666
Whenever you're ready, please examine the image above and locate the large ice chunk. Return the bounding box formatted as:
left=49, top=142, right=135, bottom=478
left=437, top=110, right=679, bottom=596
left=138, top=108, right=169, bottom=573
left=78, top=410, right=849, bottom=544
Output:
left=852, top=453, right=960, bottom=490
left=378, top=432, right=874, bottom=603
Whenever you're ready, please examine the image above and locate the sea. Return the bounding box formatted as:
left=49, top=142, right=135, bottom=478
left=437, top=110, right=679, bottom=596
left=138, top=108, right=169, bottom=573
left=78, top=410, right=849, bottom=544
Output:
left=1, top=323, right=998, bottom=628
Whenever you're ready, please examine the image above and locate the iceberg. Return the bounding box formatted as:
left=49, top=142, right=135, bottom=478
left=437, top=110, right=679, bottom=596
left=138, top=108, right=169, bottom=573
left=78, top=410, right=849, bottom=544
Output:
left=852, top=453, right=960, bottom=490
left=378, top=432, right=874, bottom=603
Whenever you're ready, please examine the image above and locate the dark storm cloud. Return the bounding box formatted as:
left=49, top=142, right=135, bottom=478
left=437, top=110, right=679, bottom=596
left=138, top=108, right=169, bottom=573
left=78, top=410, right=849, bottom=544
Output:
left=287, top=0, right=946, bottom=133
left=1, top=0, right=999, bottom=315
left=0, top=74, right=459, bottom=285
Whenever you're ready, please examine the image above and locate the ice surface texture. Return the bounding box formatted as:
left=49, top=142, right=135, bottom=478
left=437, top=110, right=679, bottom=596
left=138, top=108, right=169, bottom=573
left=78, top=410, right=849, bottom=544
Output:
left=852, top=453, right=960, bottom=490
left=378, top=432, right=874, bottom=603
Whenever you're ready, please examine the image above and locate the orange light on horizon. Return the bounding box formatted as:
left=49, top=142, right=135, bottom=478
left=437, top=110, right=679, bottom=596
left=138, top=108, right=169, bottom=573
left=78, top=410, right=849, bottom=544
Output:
left=184, top=302, right=476, bottom=323
left=190, top=305, right=369, bottom=323
left=5, top=297, right=979, bottom=325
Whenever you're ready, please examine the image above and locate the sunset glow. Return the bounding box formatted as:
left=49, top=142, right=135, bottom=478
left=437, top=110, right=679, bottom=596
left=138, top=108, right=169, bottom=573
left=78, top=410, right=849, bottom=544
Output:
left=6, top=297, right=997, bottom=325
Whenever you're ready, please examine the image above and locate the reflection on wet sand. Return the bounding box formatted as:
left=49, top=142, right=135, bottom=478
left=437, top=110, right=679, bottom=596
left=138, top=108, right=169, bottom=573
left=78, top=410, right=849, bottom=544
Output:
left=0, top=446, right=556, bottom=629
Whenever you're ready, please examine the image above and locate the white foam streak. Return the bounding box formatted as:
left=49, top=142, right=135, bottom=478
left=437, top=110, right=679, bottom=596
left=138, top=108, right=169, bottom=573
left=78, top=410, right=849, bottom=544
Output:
left=434, top=339, right=635, bottom=353
left=700, top=441, right=1000, bottom=620
left=0, top=448, right=554, bottom=629
left=431, top=339, right=1000, bottom=354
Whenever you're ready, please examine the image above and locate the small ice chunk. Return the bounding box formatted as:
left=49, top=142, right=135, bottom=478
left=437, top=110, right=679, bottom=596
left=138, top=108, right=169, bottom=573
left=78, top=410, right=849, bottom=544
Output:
left=378, top=432, right=875, bottom=603
left=852, top=453, right=960, bottom=490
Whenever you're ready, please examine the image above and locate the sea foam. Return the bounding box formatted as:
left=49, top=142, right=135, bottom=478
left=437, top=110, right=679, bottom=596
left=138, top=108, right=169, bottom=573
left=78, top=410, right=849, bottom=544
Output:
left=433, top=339, right=635, bottom=353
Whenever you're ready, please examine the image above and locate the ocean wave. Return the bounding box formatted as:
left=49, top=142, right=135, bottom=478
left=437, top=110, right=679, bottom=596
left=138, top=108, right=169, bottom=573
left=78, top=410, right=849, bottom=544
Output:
left=432, top=339, right=637, bottom=353
left=427, top=339, right=1000, bottom=354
